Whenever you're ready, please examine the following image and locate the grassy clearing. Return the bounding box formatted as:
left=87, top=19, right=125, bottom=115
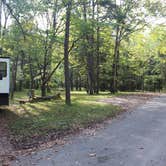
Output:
left=7, top=91, right=121, bottom=148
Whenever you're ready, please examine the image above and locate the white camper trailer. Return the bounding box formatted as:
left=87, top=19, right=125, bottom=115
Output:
left=0, top=57, right=10, bottom=105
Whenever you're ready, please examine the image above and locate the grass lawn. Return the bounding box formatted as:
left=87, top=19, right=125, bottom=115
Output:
left=7, top=91, right=121, bottom=149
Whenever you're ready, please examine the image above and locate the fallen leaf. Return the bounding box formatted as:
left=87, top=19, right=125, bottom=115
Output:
left=89, top=153, right=96, bottom=157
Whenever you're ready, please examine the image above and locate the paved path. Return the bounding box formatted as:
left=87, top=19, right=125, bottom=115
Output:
left=12, top=95, right=166, bottom=166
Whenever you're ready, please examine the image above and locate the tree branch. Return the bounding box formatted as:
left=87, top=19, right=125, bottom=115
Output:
left=43, top=37, right=81, bottom=85
left=2, top=0, right=26, bottom=40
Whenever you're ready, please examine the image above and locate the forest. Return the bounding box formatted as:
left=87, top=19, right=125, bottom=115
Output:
left=0, top=0, right=165, bottom=105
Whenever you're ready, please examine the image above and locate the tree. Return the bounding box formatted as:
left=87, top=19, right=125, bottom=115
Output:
left=64, top=0, right=72, bottom=105
left=101, top=0, right=148, bottom=93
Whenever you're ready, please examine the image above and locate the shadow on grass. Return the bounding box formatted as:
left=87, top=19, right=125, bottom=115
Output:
left=0, top=107, right=19, bottom=122
left=8, top=99, right=120, bottom=150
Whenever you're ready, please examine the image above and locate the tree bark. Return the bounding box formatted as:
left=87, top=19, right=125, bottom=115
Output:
left=96, top=0, right=100, bottom=94
left=70, top=68, right=74, bottom=91
left=0, top=0, right=2, bottom=39
left=64, top=0, right=72, bottom=105
left=83, top=1, right=95, bottom=95
left=11, top=55, right=19, bottom=99
left=19, top=50, right=25, bottom=91
left=111, top=25, right=120, bottom=93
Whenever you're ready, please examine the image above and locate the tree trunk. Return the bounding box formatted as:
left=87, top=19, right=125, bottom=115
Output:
left=70, top=68, right=74, bottom=91
left=28, top=54, right=34, bottom=90
left=40, top=30, right=49, bottom=97
left=11, top=55, right=19, bottom=100
left=87, top=54, right=95, bottom=95
left=64, top=0, right=72, bottom=105
left=79, top=75, right=82, bottom=91
left=75, top=74, right=79, bottom=91
left=19, top=50, right=25, bottom=91
left=83, top=1, right=95, bottom=95
left=96, top=1, right=100, bottom=94
left=111, top=25, right=120, bottom=93
left=41, top=84, right=46, bottom=97
left=0, top=0, right=2, bottom=39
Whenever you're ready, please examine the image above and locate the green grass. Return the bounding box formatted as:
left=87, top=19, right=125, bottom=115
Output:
left=7, top=91, right=122, bottom=146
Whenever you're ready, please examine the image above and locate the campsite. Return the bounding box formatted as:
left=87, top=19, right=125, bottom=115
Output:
left=0, top=0, right=166, bottom=165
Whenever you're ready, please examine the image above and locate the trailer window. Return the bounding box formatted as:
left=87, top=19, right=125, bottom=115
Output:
left=0, top=62, right=7, bottom=78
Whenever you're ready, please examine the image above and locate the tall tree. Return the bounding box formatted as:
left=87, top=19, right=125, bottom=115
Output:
left=64, top=0, right=72, bottom=105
